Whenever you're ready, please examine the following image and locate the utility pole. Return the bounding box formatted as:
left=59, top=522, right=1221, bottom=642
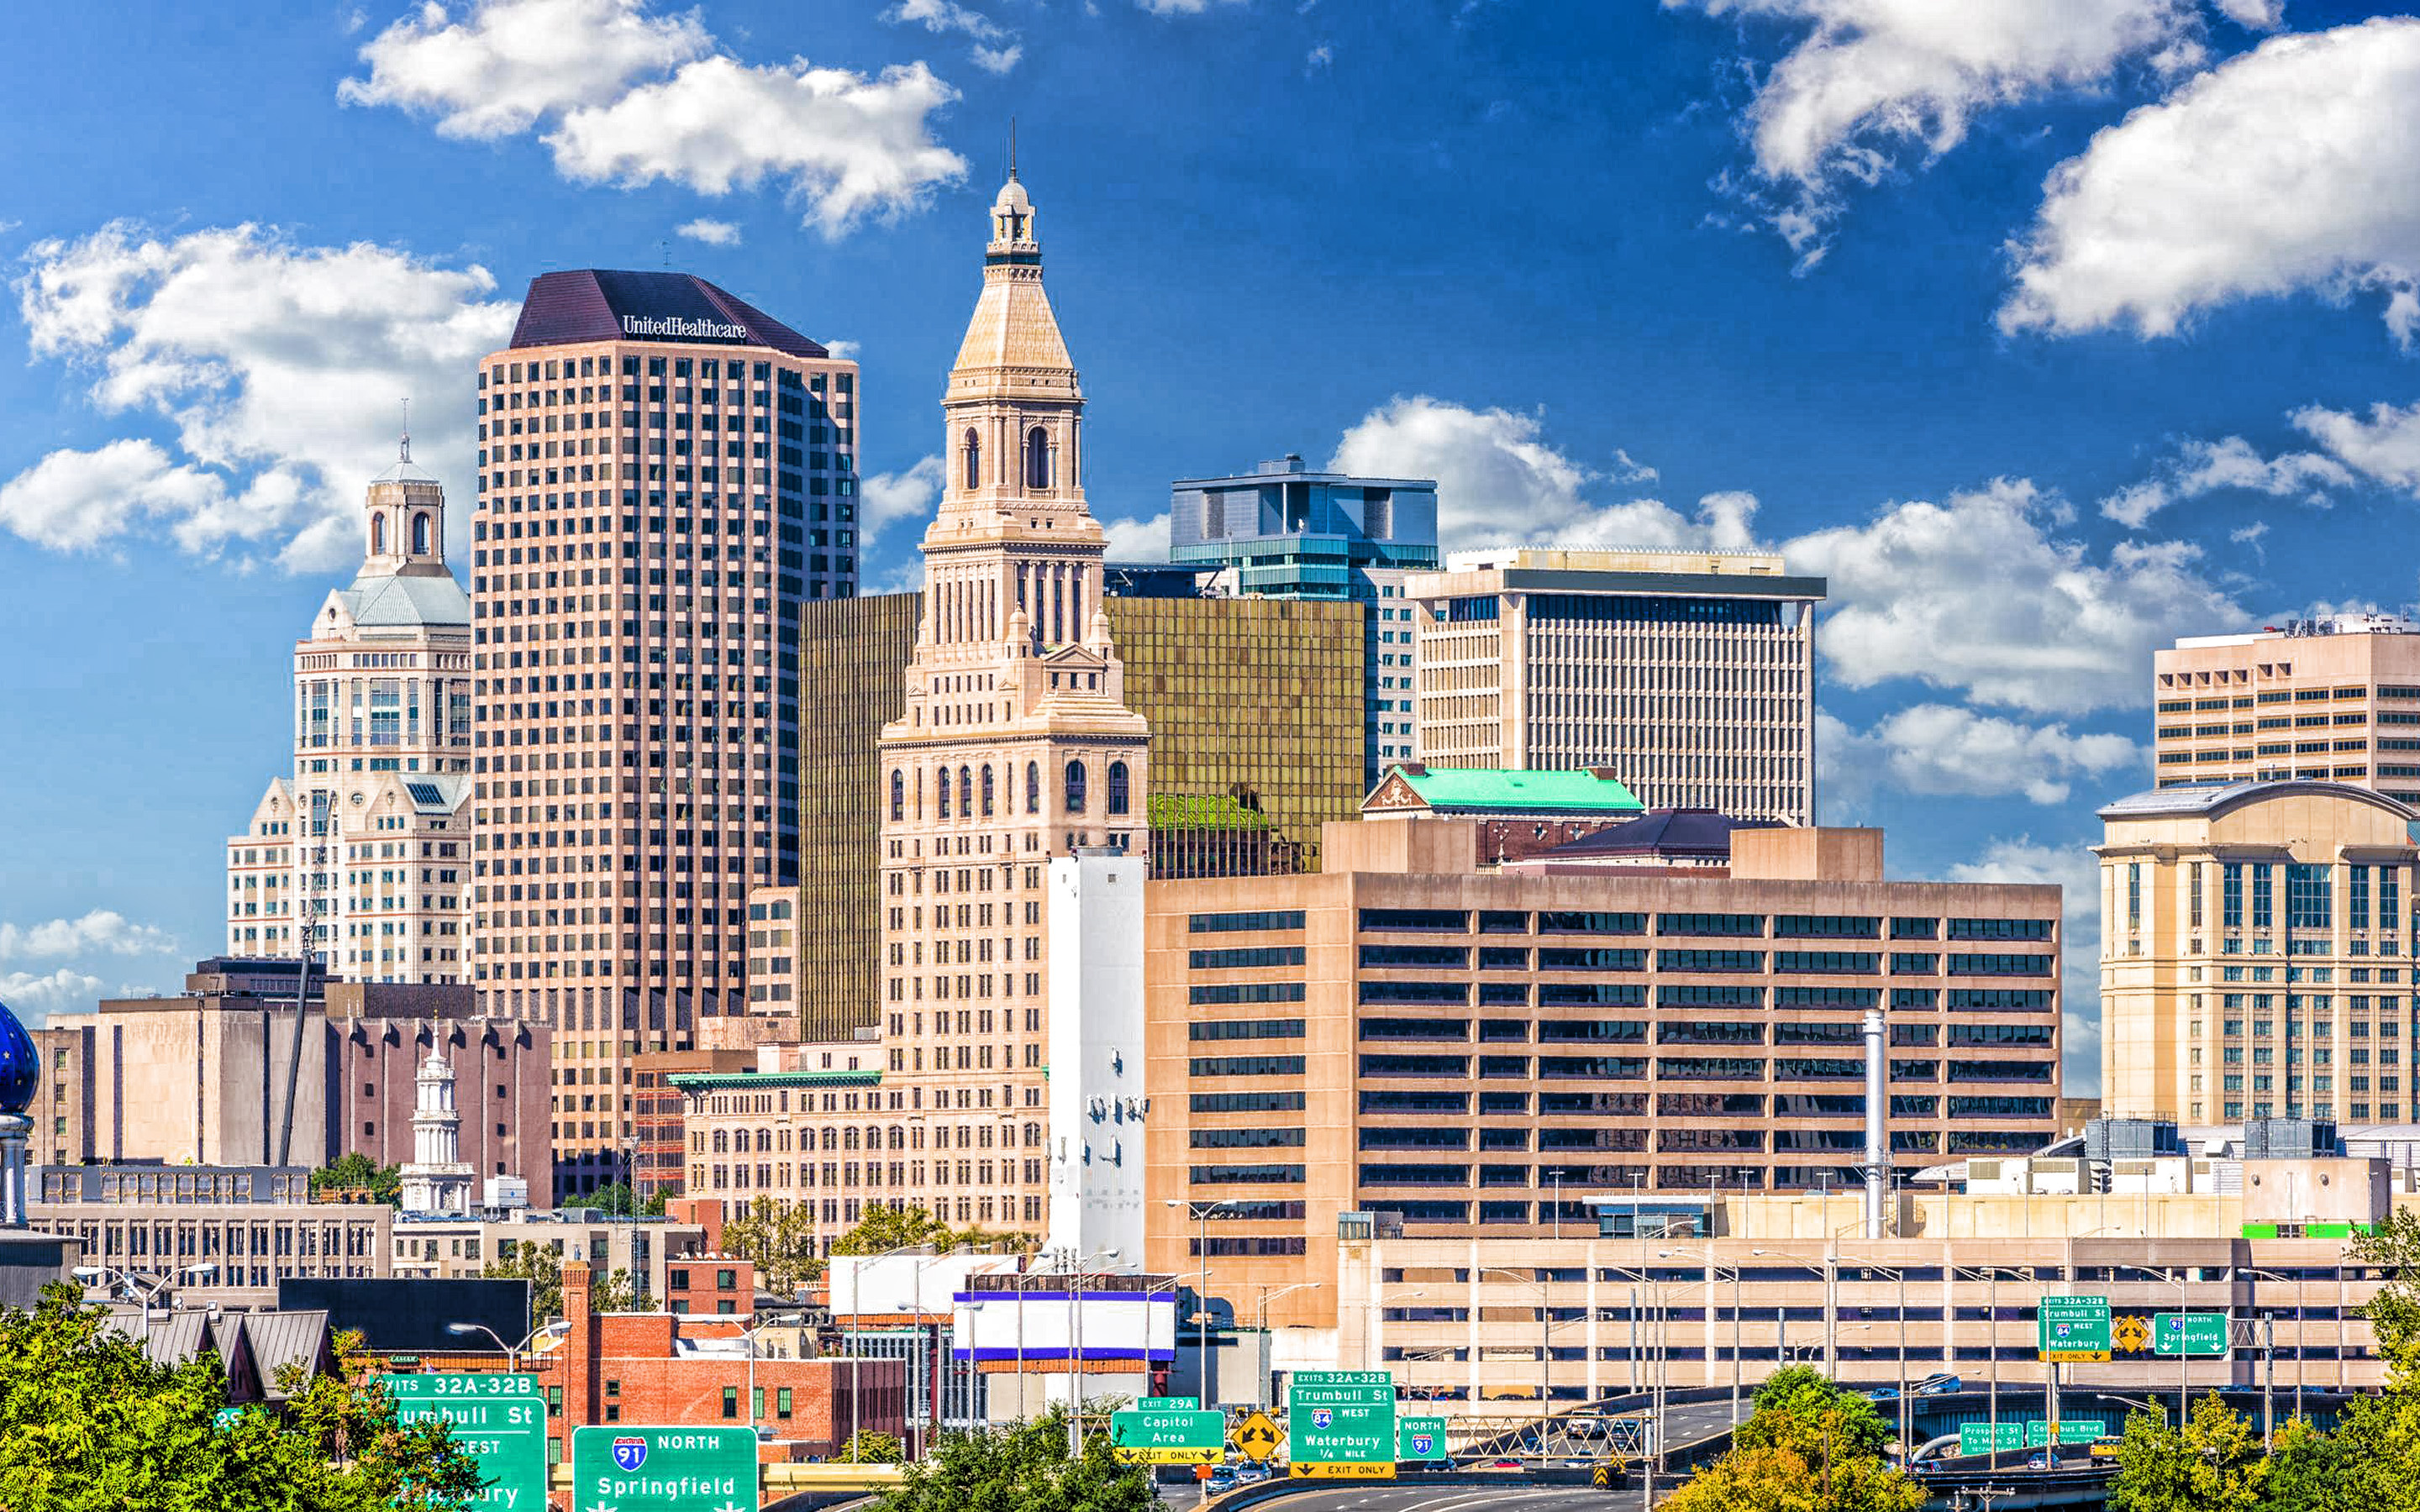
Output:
left=275, top=795, right=324, bottom=1167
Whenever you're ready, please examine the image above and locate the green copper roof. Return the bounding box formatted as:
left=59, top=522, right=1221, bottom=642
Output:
left=669, top=1069, right=881, bottom=1093
left=1378, top=765, right=1644, bottom=814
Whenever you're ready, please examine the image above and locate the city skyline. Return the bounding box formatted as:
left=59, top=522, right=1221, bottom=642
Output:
left=13, top=3, right=2420, bottom=1105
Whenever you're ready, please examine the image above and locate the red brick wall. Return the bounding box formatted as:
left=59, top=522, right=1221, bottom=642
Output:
left=539, top=1261, right=902, bottom=1462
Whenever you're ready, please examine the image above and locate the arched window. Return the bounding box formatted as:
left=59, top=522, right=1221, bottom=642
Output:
left=1065, top=759, right=1088, bottom=814
left=370, top=512, right=387, bottom=554
left=756, top=1128, right=772, bottom=1153
left=981, top=765, right=996, bottom=816
left=1025, top=426, right=1051, bottom=491
left=889, top=769, right=905, bottom=822
left=711, top=1130, right=728, bottom=1154
left=411, top=512, right=430, bottom=554
left=844, top=1128, right=860, bottom=1152
left=938, top=766, right=953, bottom=819
left=958, top=765, right=973, bottom=817
left=963, top=427, right=981, bottom=490
left=1026, top=761, right=1041, bottom=813
left=821, top=1128, right=838, bottom=1152
left=1107, top=760, right=1131, bottom=816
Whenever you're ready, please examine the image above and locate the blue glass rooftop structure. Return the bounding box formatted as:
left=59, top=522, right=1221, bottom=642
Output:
left=1170, top=454, right=1439, bottom=597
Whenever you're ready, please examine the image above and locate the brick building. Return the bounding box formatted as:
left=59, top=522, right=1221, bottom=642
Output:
left=536, top=1260, right=903, bottom=1462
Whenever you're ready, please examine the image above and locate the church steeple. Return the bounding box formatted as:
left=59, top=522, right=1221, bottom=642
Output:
left=942, top=173, right=1081, bottom=533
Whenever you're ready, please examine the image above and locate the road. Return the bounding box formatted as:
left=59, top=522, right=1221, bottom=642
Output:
left=1182, top=1485, right=1641, bottom=1512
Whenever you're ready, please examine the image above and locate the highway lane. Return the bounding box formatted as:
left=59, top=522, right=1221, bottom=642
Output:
left=1197, top=1484, right=1641, bottom=1512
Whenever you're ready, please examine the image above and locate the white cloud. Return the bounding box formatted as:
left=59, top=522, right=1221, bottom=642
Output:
left=1786, top=477, right=2243, bottom=715
left=546, top=56, right=966, bottom=239
left=1306, top=44, right=1334, bottom=76
left=886, top=0, right=1007, bottom=41
left=2291, top=397, right=2420, bottom=494
left=0, top=909, right=176, bottom=961
left=0, top=969, right=107, bottom=1024
left=2097, top=434, right=2350, bottom=528
left=1946, top=836, right=2106, bottom=1093
left=861, top=454, right=944, bottom=543
left=339, top=0, right=710, bottom=139
left=1328, top=396, right=1758, bottom=551
left=1818, top=704, right=2144, bottom=808
left=344, top=0, right=966, bottom=238
left=823, top=339, right=861, bottom=361
left=2002, top=18, right=2420, bottom=344
left=674, top=218, right=740, bottom=246
left=1671, top=0, right=2253, bottom=256
left=8, top=222, right=516, bottom=568
left=1136, top=0, right=1245, bottom=13
left=0, top=439, right=228, bottom=553
left=972, top=45, right=1023, bottom=74
left=1101, top=512, right=1171, bottom=561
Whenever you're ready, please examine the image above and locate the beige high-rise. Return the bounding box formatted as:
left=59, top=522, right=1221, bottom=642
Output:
left=2096, top=780, right=2419, bottom=1127
left=1407, top=548, right=1823, bottom=824
left=874, top=169, right=1149, bottom=1232
left=226, top=440, right=472, bottom=981
left=2153, top=614, right=2420, bottom=803
left=466, top=270, right=860, bottom=1195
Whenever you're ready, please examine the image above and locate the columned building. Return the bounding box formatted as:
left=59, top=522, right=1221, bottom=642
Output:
left=876, top=169, right=1149, bottom=1232
left=226, top=439, right=472, bottom=981
left=467, top=271, right=859, bottom=1194
left=400, top=1034, right=476, bottom=1215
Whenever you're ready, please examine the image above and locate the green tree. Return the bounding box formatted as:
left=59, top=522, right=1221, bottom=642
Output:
left=482, top=1242, right=561, bottom=1322
left=829, top=1203, right=954, bottom=1257
left=583, top=1181, right=639, bottom=1217
left=1662, top=1367, right=1921, bottom=1512
left=308, top=1152, right=401, bottom=1207
left=0, top=1285, right=482, bottom=1511
left=2257, top=1418, right=2349, bottom=1512
left=839, top=1429, right=905, bottom=1464
left=2109, top=1395, right=2270, bottom=1512
left=589, top=1268, right=647, bottom=1313
left=723, top=1195, right=824, bottom=1294
left=873, top=1406, right=1157, bottom=1512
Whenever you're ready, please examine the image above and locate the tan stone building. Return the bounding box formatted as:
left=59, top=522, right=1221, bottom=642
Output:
left=871, top=168, right=1149, bottom=1234
left=1407, top=549, right=1823, bottom=824
left=2153, top=613, right=2420, bottom=803
left=2096, top=780, right=2419, bottom=1126
left=29, top=1163, right=390, bottom=1310
left=467, top=270, right=861, bottom=1193
left=226, top=439, right=472, bottom=981
left=1143, top=816, right=2064, bottom=1320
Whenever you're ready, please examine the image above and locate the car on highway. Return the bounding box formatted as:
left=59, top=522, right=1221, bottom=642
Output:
left=1865, top=1386, right=1901, bottom=1401
left=1234, top=1464, right=1270, bottom=1483
left=1472, top=1457, right=1525, bottom=1471
left=1203, top=1467, right=1238, bottom=1494
left=1913, top=1373, right=1961, bottom=1396
left=2026, top=1453, right=2051, bottom=1470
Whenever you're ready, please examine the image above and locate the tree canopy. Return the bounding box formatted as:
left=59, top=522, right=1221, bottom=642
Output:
left=308, top=1152, right=400, bottom=1207
left=722, top=1195, right=824, bottom=1295
left=479, top=1242, right=643, bottom=1322
left=829, top=1202, right=1034, bottom=1260
left=871, top=1406, right=1157, bottom=1512
left=0, top=1286, right=481, bottom=1512
left=1662, top=1367, right=1922, bottom=1512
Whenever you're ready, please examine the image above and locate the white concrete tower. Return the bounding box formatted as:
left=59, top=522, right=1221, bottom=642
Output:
left=400, top=1025, right=476, bottom=1215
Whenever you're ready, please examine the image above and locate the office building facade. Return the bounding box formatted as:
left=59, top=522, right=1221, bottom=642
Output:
left=226, top=441, right=472, bottom=980
left=1408, top=549, right=1823, bottom=824
left=2096, top=780, right=2420, bottom=1126
left=30, top=1164, right=391, bottom=1310
left=2153, top=614, right=2420, bottom=803
left=469, top=270, right=859, bottom=1189
left=1171, top=454, right=1438, bottom=779
left=1144, top=816, right=2062, bottom=1296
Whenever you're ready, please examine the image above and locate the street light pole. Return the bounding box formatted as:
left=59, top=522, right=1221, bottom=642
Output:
left=1162, top=1200, right=1234, bottom=1406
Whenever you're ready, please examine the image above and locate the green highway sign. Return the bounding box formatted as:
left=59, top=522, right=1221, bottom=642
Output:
left=571, top=1425, right=756, bottom=1512
left=1110, top=1406, right=1225, bottom=1466
left=1135, top=1396, right=1197, bottom=1412
left=1397, top=1415, right=1449, bottom=1462
left=213, top=1408, right=247, bottom=1432
left=2154, top=1312, right=2231, bottom=1357
left=1288, top=1370, right=1396, bottom=1476
left=381, top=1373, right=545, bottom=1512
left=2038, top=1295, right=2113, bottom=1362
left=2027, top=1420, right=2107, bottom=1446
left=1957, top=1422, right=2025, bottom=1455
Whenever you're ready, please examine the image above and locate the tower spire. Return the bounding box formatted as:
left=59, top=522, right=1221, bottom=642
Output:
left=1009, top=117, right=1018, bottom=182
left=399, top=398, right=412, bottom=464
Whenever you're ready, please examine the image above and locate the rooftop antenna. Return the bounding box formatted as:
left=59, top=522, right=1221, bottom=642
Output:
left=399, top=397, right=412, bottom=464
left=1009, top=117, right=1018, bottom=181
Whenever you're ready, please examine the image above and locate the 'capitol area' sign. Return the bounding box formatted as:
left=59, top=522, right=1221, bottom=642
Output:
left=620, top=313, right=750, bottom=343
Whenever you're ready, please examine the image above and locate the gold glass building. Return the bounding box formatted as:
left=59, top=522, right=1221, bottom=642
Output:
left=781, top=590, right=1368, bottom=1038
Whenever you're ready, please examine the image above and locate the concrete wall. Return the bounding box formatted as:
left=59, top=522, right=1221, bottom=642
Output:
left=1046, top=853, right=1150, bottom=1268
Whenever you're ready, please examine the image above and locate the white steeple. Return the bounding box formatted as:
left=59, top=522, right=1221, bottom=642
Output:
left=399, top=1022, right=476, bottom=1215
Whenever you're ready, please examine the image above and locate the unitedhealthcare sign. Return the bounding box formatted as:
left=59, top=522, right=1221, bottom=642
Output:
left=619, top=313, right=749, bottom=343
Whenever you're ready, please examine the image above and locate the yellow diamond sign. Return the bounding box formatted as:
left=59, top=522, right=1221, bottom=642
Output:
left=1234, top=1410, right=1282, bottom=1463
left=2113, top=1315, right=2151, bottom=1354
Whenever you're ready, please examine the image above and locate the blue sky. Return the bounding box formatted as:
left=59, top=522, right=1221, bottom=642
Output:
left=7, top=1, right=2420, bottom=1092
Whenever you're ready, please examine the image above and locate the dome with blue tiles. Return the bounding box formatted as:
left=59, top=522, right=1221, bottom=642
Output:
left=0, top=997, right=36, bottom=1117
